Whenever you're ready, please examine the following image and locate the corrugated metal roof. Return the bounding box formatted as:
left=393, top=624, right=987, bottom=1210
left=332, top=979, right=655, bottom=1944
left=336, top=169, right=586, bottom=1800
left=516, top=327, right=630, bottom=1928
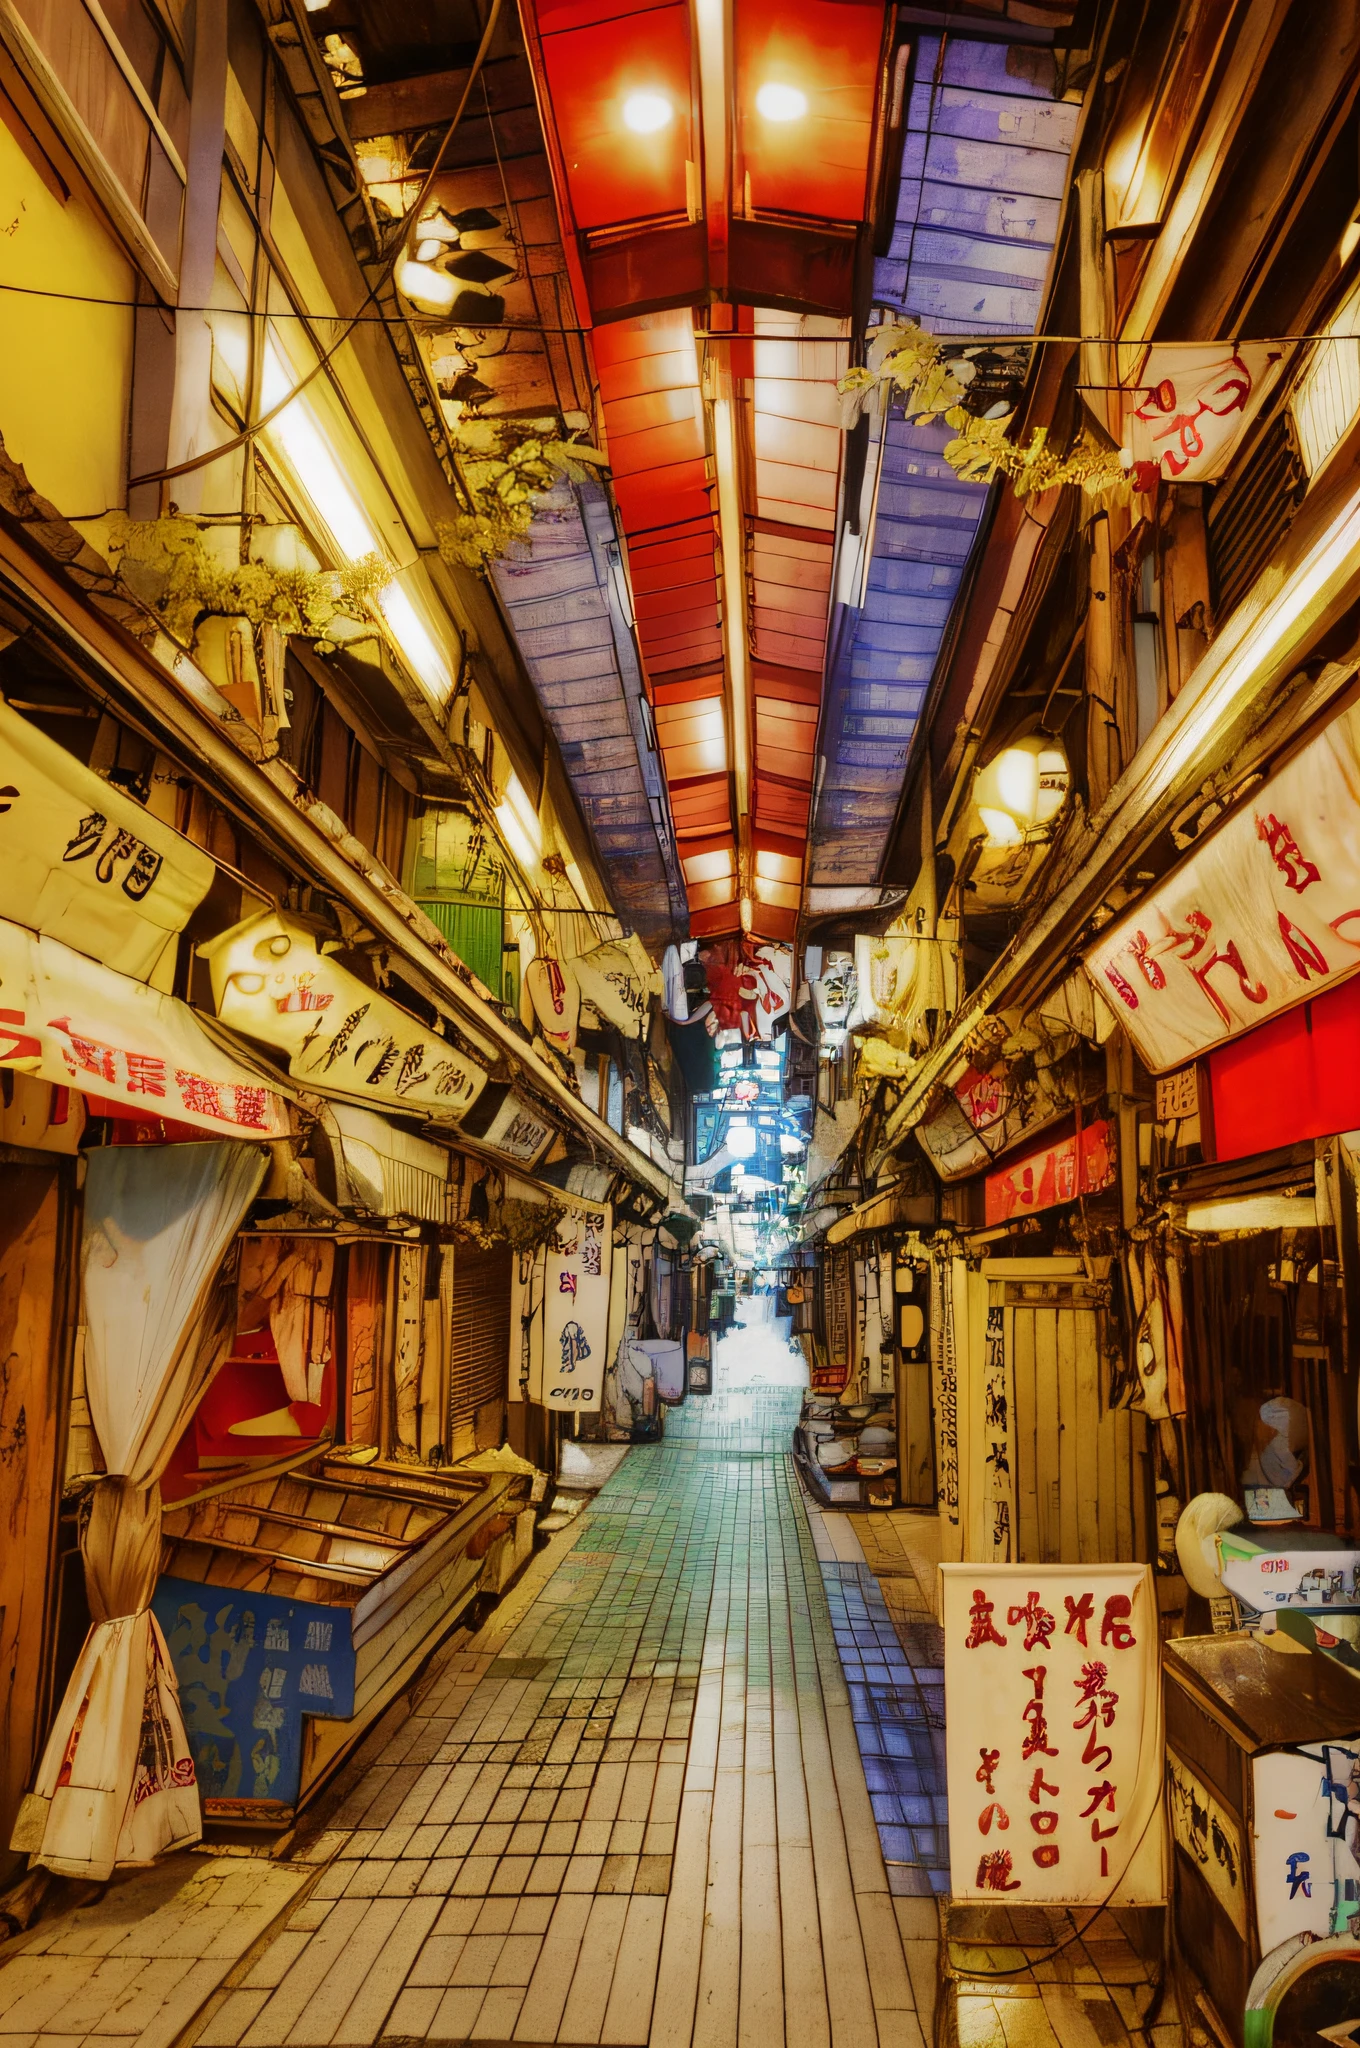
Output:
left=810, top=34, right=1079, bottom=887
left=493, top=479, right=685, bottom=947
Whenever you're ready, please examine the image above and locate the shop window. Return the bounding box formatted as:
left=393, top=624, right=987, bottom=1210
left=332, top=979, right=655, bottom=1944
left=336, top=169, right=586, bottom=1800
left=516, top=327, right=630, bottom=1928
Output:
left=162, top=1236, right=339, bottom=1498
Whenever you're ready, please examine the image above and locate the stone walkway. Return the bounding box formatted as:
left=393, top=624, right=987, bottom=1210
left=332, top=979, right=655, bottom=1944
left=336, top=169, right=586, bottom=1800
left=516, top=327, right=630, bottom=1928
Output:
left=185, top=1331, right=931, bottom=2048
left=0, top=1317, right=1180, bottom=2048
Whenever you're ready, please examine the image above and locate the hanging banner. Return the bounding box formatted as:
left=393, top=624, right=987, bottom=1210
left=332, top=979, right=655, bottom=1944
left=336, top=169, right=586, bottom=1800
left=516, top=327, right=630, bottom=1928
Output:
left=931, top=1258, right=961, bottom=1531
left=525, top=955, right=580, bottom=1055
left=540, top=1195, right=612, bottom=1412
left=1124, top=343, right=1282, bottom=488
left=569, top=941, right=651, bottom=1037
left=0, top=917, right=289, bottom=1137
left=917, top=1052, right=1102, bottom=1182
left=1084, top=700, right=1360, bottom=1072
left=982, top=1300, right=1013, bottom=1563
left=202, top=911, right=490, bottom=1122
left=0, top=700, right=214, bottom=983
left=984, top=1118, right=1116, bottom=1226
left=942, top=1564, right=1166, bottom=1906
left=478, top=1091, right=555, bottom=1167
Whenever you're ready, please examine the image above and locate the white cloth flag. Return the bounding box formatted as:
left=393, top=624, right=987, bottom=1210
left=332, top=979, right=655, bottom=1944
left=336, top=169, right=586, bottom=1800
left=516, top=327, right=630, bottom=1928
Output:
left=13, top=1142, right=266, bottom=1879
left=1124, top=344, right=1281, bottom=486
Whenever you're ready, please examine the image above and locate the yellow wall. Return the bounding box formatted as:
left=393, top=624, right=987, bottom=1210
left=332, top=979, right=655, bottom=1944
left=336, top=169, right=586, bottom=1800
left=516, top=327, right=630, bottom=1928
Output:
left=0, top=114, right=134, bottom=516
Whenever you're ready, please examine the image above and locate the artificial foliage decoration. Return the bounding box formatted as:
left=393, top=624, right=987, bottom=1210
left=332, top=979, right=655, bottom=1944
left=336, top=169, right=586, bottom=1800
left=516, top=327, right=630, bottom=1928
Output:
left=839, top=316, right=1127, bottom=501
left=436, top=415, right=609, bottom=569
left=105, top=516, right=388, bottom=645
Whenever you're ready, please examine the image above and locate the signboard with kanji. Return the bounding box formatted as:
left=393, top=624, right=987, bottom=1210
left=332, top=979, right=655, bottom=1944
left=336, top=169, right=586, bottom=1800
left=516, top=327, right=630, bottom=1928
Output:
left=540, top=1194, right=612, bottom=1412
left=1084, top=700, right=1360, bottom=1072
left=942, top=1564, right=1166, bottom=1905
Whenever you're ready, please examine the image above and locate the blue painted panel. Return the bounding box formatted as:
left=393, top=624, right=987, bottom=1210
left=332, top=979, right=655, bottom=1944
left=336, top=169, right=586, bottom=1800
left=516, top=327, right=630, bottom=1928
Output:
left=154, top=1575, right=355, bottom=1808
left=492, top=480, right=684, bottom=945
left=809, top=32, right=1077, bottom=888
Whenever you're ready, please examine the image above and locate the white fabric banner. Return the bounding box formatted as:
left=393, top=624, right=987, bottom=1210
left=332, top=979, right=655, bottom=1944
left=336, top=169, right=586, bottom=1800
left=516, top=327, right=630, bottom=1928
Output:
left=0, top=701, right=213, bottom=984
left=540, top=1195, right=612, bottom=1413
left=15, top=1142, right=266, bottom=1880
left=1084, top=699, right=1360, bottom=1071
left=942, top=1564, right=1166, bottom=1906
left=0, top=918, right=291, bottom=1137
left=1124, top=344, right=1282, bottom=485
left=203, top=910, right=490, bottom=1121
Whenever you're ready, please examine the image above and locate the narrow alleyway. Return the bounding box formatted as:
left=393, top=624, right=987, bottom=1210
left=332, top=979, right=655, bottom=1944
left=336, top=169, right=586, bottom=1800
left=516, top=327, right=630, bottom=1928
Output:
left=187, top=1323, right=936, bottom=2048
left=0, top=1322, right=1175, bottom=2048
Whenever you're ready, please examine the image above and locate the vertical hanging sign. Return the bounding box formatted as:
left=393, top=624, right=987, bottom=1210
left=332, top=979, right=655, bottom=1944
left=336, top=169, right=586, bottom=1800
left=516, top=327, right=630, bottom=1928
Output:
left=982, top=1300, right=1014, bottom=1562
left=540, top=1196, right=612, bottom=1412
left=942, top=1564, right=1166, bottom=1906
left=931, top=1259, right=960, bottom=1531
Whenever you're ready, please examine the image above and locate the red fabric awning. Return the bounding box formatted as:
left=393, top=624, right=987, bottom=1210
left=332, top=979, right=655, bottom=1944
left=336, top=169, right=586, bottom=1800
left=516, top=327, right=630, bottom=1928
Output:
left=1206, top=971, right=1360, bottom=1161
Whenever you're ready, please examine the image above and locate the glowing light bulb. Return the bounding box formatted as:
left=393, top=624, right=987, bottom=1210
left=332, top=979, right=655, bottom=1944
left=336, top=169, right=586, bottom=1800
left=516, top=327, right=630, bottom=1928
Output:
left=755, top=82, right=807, bottom=121
left=622, top=91, right=673, bottom=134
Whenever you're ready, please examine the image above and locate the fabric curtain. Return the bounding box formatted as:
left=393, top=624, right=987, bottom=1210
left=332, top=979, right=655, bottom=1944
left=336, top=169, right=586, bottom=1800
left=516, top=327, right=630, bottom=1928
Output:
left=13, top=1141, right=266, bottom=1879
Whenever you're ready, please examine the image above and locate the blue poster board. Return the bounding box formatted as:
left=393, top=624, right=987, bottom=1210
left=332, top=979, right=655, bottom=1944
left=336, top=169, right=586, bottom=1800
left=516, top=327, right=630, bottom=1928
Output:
left=153, top=1574, right=356, bottom=1807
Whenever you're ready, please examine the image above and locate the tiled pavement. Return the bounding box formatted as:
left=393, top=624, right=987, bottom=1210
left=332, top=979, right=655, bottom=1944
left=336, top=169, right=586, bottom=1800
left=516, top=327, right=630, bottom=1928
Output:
left=0, top=1318, right=1179, bottom=2048
left=178, top=1330, right=937, bottom=2048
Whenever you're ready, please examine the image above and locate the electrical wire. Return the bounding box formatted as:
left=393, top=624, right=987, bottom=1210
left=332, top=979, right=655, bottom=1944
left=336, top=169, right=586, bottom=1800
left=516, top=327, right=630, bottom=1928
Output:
left=10, top=276, right=1360, bottom=353
left=123, top=0, right=506, bottom=490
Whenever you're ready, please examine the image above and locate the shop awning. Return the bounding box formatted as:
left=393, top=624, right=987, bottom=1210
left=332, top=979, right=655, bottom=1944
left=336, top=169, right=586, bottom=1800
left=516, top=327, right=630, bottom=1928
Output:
left=1205, top=970, right=1360, bottom=1162
left=826, top=1179, right=934, bottom=1245
left=323, top=1102, right=453, bottom=1222
left=0, top=917, right=292, bottom=1139
left=0, top=699, right=214, bottom=986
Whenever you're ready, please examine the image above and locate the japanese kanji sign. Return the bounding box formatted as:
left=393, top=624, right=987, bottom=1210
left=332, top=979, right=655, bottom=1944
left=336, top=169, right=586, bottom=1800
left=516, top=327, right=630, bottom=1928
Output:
left=202, top=910, right=491, bottom=1123
left=984, top=1118, right=1116, bottom=1226
left=0, top=916, right=290, bottom=1138
left=943, top=1564, right=1166, bottom=1905
left=0, top=699, right=213, bottom=984
left=1084, top=700, right=1360, bottom=1071
left=1123, top=344, right=1281, bottom=487
left=540, top=1193, right=612, bottom=1412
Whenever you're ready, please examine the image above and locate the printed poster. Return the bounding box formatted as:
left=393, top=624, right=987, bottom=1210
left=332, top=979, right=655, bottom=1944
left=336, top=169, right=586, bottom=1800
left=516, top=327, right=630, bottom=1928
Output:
left=540, top=1194, right=612, bottom=1412
left=942, top=1564, right=1166, bottom=1905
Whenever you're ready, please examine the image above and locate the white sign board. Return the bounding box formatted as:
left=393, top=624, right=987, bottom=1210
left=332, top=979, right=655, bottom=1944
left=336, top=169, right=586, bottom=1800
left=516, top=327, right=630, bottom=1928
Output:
left=540, top=1195, right=611, bottom=1413
left=0, top=699, right=213, bottom=983
left=942, top=1564, right=1166, bottom=1905
left=0, top=917, right=289, bottom=1139
left=203, top=910, right=490, bottom=1121
left=1084, top=700, right=1360, bottom=1072
left=1252, top=1745, right=1360, bottom=1957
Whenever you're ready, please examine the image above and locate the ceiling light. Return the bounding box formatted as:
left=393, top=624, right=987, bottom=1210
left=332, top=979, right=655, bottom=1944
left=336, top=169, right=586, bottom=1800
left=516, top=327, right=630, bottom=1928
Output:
left=755, top=82, right=807, bottom=122
left=622, top=92, right=673, bottom=134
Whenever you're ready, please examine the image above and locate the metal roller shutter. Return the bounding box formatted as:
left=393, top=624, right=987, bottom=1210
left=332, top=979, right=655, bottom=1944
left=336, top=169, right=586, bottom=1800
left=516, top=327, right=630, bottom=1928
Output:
left=449, top=1241, right=513, bottom=1439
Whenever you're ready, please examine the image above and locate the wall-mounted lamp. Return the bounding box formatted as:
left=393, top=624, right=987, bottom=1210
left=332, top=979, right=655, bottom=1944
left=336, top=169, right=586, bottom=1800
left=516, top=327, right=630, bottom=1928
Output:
left=972, top=737, right=1069, bottom=847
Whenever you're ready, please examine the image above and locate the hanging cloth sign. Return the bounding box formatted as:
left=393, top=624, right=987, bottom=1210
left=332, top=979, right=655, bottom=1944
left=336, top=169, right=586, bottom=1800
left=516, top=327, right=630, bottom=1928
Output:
left=0, top=699, right=214, bottom=984
left=568, top=941, right=651, bottom=1037
left=525, top=955, right=580, bottom=1055
left=942, top=1564, right=1166, bottom=1907
left=202, top=910, right=490, bottom=1122
left=1084, top=698, right=1360, bottom=1072
left=1123, top=343, right=1282, bottom=488
left=540, top=1194, right=612, bottom=1413
left=0, top=917, right=290, bottom=1137
left=984, top=1118, right=1116, bottom=1226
